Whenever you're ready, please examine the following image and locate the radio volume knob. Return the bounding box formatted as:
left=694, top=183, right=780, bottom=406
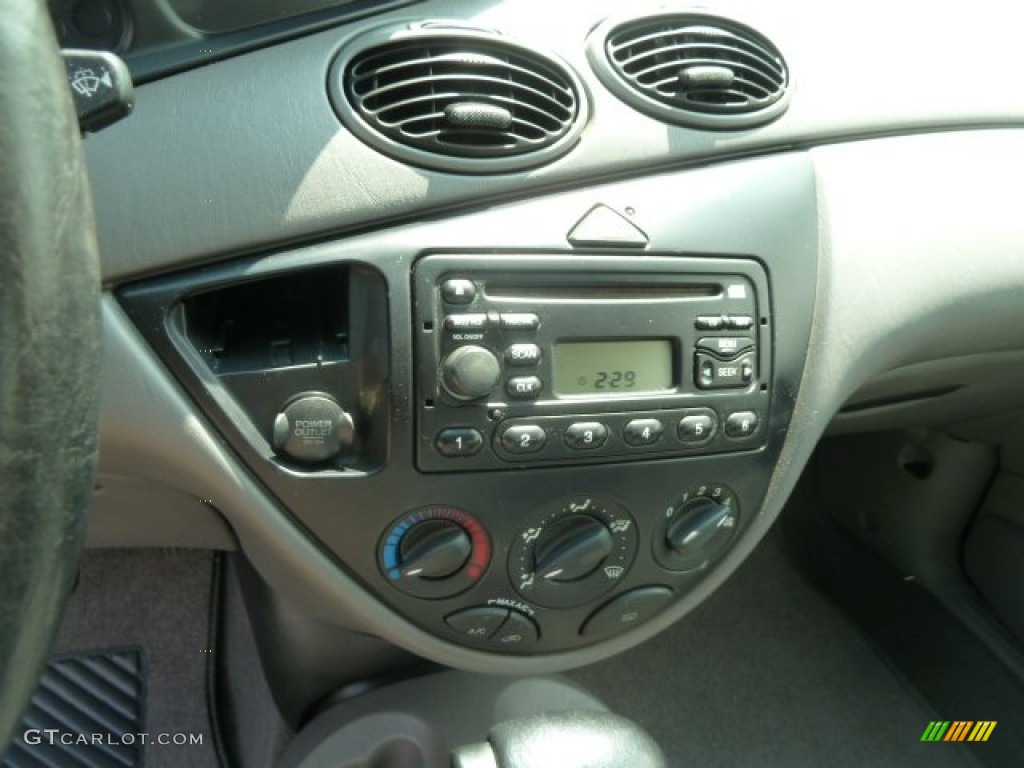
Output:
left=441, top=345, right=501, bottom=401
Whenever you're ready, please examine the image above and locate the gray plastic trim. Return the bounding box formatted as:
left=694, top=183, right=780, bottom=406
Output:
left=327, top=23, right=590, bottom=174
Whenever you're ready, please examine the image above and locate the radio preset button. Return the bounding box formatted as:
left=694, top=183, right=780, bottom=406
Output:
left=506, top=376, right=542, bottom=399
left=724, top=411, right=759, bottom=438
left=444, top=313, right=488, bottom=330
left=441, top=279, right=477, bottom=305
left=499, top=313, right=540, bottom=330
left=565, top=422, right=608, bottom=450
left=501, top=425, right=547, bottom=454
left=677, top=410, right=717, bottom=444
left=505, top=343, right=542, bottom=366
left=623, top=418, right=664, bottom=447
left=435, top=428, right=484, bottom=457
left=695, top=336, right=755, bottom=360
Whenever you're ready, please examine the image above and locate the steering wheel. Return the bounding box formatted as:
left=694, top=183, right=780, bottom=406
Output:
left=0, top=0, right=102, bottom=751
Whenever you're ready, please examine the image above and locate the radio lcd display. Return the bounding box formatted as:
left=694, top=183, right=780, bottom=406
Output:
left=553, top=340, right=673, bottom=396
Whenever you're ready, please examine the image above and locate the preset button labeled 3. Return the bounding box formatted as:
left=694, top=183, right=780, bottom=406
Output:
left=564, top=422, right=608, bottom=450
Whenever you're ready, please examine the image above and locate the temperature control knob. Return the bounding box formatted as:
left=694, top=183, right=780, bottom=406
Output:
left=398, top=519, right=471, bottom=579
left=656, top=484, right=740, bottom=572
left=441, top=345, right=501, bottom=401
left=533, top=515, right=614, bottom=582
left=380, top=507, right=491, bottom=599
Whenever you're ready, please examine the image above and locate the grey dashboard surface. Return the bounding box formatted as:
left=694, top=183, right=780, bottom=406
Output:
left=86, top=0, right=1024, bottom=282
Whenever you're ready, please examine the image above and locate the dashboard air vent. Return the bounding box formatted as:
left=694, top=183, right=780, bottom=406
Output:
left=330, top=27, right=587, bottom=173
left=588, top=13, right=790, bottom=129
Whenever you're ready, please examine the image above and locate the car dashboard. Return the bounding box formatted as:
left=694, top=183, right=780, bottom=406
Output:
left=76, top=0, right=1024, bottom=677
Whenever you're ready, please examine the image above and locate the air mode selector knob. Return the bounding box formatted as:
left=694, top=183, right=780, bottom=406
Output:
left=533, top=515, right=614, bottom=582
left=441, top=345, right=501, bottom=401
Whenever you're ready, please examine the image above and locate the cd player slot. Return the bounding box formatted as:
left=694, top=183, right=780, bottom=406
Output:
left=484, top=283, right=722, bottom=302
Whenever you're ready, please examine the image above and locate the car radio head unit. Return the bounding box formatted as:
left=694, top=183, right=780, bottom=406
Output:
left=413, top=254, right=772, bottom=472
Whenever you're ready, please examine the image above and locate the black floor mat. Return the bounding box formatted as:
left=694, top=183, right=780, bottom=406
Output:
left=4, top=649, right=145, bottom=767
left=9, top=549, right=223, bottom=768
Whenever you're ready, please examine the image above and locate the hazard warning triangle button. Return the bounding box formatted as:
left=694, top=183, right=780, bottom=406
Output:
left=567, top=204, right=649, bottom=248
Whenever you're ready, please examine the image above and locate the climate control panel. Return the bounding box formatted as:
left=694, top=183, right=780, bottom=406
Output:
left=377, top=484, right=745, bottom=653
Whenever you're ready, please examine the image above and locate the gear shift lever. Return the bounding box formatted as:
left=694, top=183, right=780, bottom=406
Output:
left=452, top=711, right=665, bottom=768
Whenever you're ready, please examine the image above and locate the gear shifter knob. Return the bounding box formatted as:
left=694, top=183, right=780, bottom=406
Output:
left=452, top=711, right=665, bottom=768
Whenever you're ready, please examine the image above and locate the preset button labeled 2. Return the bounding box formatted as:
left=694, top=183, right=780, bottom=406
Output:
left=501, top=425, right=547, bottom=454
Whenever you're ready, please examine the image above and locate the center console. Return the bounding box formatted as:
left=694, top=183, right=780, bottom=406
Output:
left=117, top=151, right=817, bottom=666
left=373, top=254, right=772, bottom=648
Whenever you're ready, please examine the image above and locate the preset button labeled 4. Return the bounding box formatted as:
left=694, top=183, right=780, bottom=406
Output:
left=623, top=418, right=664, bottom=446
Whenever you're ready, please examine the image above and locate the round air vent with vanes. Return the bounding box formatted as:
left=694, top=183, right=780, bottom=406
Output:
left=329, top=24, right=588, bottom=173
left=587, top=12, right=791, bottom=129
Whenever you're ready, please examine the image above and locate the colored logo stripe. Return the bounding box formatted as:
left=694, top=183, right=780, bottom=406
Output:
left=921, top=721, right=996, bottom=742
left=944, top=721, right=972, bottom=741
left=968, top=722, right=997, bottom=742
